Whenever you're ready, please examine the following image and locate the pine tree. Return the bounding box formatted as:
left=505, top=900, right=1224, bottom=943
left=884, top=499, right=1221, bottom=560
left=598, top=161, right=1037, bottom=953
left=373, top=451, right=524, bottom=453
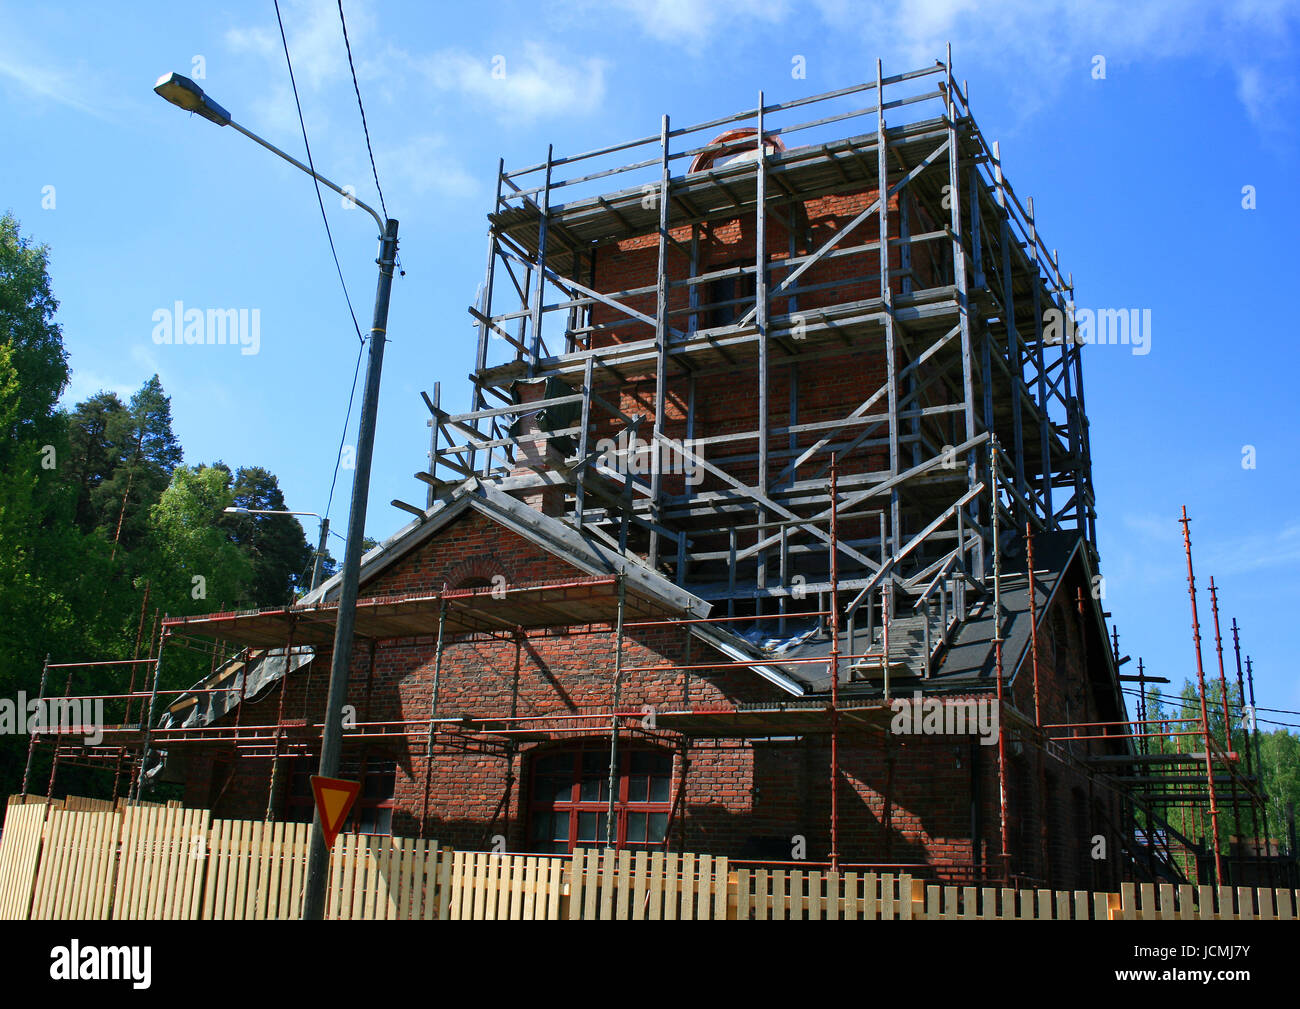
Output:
left=96, top=375, right=183, bottom=555
left=224, top=466, right=314, bottom=606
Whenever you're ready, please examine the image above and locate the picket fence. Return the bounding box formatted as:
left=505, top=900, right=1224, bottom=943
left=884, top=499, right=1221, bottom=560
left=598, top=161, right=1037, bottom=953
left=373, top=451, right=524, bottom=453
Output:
left=2, top=796, right=1296, bottom=921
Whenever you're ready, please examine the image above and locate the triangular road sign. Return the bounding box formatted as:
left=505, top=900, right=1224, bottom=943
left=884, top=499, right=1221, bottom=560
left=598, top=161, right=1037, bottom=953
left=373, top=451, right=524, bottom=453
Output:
left=311, top=775, right=361, bottom=850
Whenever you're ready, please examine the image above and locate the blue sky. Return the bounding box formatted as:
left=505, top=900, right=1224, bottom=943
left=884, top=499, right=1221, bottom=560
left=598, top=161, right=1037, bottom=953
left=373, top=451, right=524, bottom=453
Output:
left=1, top=0, right=1297, bottom=716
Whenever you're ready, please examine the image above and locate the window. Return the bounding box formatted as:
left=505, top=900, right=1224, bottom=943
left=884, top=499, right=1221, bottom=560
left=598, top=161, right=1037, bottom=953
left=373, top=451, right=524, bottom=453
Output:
left=527, top=743, right=673, bottom=854
left=284, top=758, right=396, bottom=836
left=706, top=263, right=755, bottom=328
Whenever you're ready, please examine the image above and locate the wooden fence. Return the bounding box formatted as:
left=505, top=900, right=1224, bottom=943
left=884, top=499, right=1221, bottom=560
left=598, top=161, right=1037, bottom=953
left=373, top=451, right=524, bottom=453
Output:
left=2, top=796, right=1296, bottom=920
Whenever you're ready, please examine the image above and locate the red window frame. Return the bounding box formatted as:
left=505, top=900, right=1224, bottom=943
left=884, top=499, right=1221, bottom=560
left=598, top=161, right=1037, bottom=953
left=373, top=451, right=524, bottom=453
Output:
left=526, top=741, right=673, bottom=854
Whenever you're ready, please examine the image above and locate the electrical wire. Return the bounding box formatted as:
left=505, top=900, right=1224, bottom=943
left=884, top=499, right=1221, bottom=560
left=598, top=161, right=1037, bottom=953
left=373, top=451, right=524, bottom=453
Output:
left=1120, top=684, right=1300, bottom=718
left=337, top=0, right=388, bottom=223
left=273, top=0, right=365, bottom=347
left=325, top=339, right=365, bottom=524
left=272, top=0, right=385, bottom=533
left=1117, top=685, right=1300, bottom=730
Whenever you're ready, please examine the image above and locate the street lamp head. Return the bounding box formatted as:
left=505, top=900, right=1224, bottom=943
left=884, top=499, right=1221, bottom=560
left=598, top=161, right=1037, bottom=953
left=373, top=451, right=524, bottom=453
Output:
left=153, top=72, right=231, bottom=126
left=223, top=506, right=248, bottom=514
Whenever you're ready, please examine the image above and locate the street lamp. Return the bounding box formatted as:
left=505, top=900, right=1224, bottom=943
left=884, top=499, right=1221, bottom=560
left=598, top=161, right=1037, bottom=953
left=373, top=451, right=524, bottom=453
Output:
left=160, top=71, right=398, bottom=920
left=223, top=507, right=331, bottom=591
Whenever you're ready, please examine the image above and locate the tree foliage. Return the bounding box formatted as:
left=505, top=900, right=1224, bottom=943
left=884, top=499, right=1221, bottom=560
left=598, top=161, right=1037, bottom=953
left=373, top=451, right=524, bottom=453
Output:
left=0, top=214, right=315, bottom=798
left=1141, top=679, right=1300, bottom=858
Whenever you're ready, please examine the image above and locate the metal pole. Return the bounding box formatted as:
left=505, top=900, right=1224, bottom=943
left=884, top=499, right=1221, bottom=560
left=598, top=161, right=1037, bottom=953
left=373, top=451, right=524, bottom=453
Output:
left=1230, top=620, right=1252, bottom=772
left=1207, top=579, right=1234, bottom=754
left=828, top=456, right=841, bottom=872
left=132, top=629, right=169, bottom=802
left=1232, top=620, right=1265, bottom=881
left=21, top=654, right=50, bottom=796
left=605, top=574, right=627, bottom=848
left=311, top=518, right=330, bottom=591
left=1207, top=578, right=1241, bottom=861
left=1026, top=521, right=1041, bottom=727
left=991, top=442, right=1010, bottom=881
left=265, top=616, right=297, bottom=820
left=1026, top=520, right=1048, bottom=881
left=46, top=658, right=79, bottom=799
left=420, top=598, right=448, bottom=838
left=1246, top=655, right=1269, bottom=852
left=301, top=217, right=400, bottom=921
left=1178, top=506, right=1224, bottom=885
left=1137, top=658, right=1147, bottom=756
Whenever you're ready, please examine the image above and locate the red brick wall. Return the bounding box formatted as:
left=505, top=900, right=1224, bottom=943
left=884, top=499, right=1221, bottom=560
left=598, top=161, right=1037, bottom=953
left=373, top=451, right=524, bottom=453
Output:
left=173, top=510, right=1116, bottom=887
left=1003, top=569, right=1125, bottom=889
left=579, top=185, right=945, bottom=506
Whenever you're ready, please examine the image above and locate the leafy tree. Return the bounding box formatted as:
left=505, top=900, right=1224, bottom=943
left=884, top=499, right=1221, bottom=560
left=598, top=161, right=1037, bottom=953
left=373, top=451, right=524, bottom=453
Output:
left=1257, top=730, right=1300, bottom=850
left=147, top=464, right=252, bottom=618
left=1141, top=677, right=1300, bottom=864
left=0, top=213, right=68, bottom=444
left=0, top=214, right=331, bottom=799
left=0, top=215, right=79, bottom=789
left=223, top=465, right=314, bottom=606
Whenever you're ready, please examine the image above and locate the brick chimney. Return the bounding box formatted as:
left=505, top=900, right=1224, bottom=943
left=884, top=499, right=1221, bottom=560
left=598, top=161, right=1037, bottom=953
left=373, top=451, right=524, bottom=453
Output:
left=509, top=378, right=566, bottom=517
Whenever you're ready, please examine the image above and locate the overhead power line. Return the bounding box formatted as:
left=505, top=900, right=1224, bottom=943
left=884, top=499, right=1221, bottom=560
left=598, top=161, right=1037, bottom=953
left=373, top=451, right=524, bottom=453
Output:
left=337, top=0, right=389, bottom=224
left=273, top=0, right=365, bottom=346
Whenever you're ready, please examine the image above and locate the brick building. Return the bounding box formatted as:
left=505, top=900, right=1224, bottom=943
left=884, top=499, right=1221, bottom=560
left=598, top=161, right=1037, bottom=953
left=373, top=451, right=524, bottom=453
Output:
left=154, top=63, right=1139, bottom=888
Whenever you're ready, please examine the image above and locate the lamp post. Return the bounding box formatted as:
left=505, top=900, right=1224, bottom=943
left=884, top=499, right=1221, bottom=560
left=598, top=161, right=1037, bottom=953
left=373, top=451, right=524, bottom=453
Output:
left=158, top=72, right=398, bottom=920
left=223, top=507, right=331, bottom=591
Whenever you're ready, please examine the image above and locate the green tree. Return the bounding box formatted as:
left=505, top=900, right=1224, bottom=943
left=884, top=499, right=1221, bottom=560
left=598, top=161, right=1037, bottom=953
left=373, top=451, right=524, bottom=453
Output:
left=92, top=375, right=182, bottom=554
left=0, top=215, right=79, bottom=789
left=224, top=465, right=314, bottom=606
left=147, top=464, right=252, bottom=619
left=1257, top=730, right=1300, bottom=848
left=65, top=390, right=129, bottom=534
left=0, top=213, right=68, bottom=445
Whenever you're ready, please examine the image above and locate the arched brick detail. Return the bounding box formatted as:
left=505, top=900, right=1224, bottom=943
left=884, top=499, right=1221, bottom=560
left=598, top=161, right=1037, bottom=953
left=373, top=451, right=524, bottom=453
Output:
left=444, top=553, right=514, bottom=590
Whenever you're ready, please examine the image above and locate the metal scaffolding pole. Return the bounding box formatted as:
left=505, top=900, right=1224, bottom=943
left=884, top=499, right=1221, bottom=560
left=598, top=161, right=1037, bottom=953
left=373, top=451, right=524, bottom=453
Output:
left=132, top=628, right=169, bottom=802
left=605, top=574, right=627, bottom=847
left=1246, top=655, right=1269, bottom=859
left=1027, top=521, right=1048, bottom=880
left=420, top=598, right=449, bottom=838
left=1207, top=578, right=1243, bottom=865
left=1178, top=506, right=1224, bottom=884
left=1230, top=619, right=1266, bottom=877
left=20, top=654, right=50, bottom=797
left=265, top=615, right=298, bottom=821
left=991, top=440, right=1010, bottom=881
left=828, top=456, right=841, bottom=872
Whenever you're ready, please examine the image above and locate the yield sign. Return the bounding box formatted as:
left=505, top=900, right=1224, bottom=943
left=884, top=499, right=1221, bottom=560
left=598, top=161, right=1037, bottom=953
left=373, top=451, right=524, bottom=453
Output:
left=311, top=775, right=360, bottom=850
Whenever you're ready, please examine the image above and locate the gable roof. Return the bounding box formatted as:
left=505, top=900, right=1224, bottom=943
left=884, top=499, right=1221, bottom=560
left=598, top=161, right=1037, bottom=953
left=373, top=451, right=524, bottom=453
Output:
left=751, top=530, right=1121, bottom=705
left=299, top=478, right=707, bottom=618
left=299, top=479, right=808, bottom=697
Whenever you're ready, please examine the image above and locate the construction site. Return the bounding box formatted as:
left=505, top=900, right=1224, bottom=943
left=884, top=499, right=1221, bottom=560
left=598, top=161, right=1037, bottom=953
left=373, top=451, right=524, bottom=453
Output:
left=6, top=52, right=1293, bottom=910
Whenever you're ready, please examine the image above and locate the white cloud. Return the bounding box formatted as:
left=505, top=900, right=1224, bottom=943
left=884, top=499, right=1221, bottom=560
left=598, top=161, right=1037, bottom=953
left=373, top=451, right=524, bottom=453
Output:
left=225, top=0, right=368, bottom=93
left=1202, top=518, right=1300, bottom=576
left=0, top=52, right=118, bottom=121
left=378, top=134, right=479, bottom=200
left=593, top=0, right=1299, bottom=133
left=417, top=42, right=607, bottom=122
left=599, top=0, right=793, bottom=48
left=60, top=369, right=137, bottom=408
left=223, top=0, right=362, bottom=141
